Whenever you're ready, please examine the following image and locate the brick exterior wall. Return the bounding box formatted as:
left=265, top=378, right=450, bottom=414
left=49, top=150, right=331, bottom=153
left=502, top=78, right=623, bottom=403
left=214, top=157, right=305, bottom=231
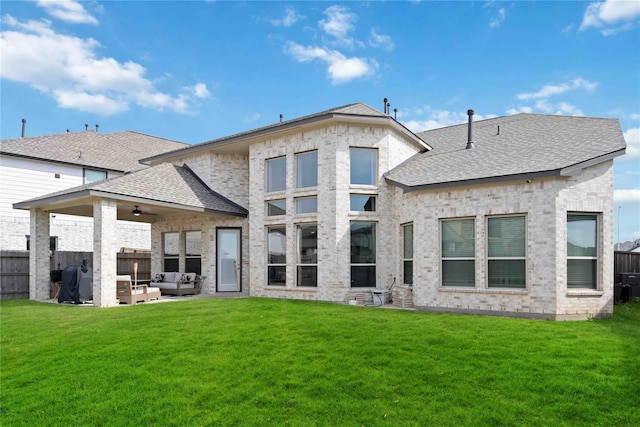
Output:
left=156, top=121, right=614, bottom=320
left=247, top=123, right=422, bottom=302
left=394, top=161, right=614, bottom=320
left=151, top=213, right=248, bottom=295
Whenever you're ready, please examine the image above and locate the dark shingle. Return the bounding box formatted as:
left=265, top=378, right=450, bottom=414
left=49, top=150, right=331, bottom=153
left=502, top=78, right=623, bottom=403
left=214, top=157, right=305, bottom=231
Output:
left=1, top=131, right=188, bottom=172
left=385, top=114, right=626, bottom=190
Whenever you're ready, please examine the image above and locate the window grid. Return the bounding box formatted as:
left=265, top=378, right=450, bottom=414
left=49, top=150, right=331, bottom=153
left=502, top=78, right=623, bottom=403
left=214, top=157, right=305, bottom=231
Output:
left=487, top=215, right=526, bottom=289
left=350, top=222, right=376, bottom=288
left=297, top=224, right=318, bottom=287
left=567, top=213, right=598, bottom=289
left=403, top=223, right=413, bottom=286
left=441, top=218, right=475, bottom=287
left=267, top=226, right=286, bottom=286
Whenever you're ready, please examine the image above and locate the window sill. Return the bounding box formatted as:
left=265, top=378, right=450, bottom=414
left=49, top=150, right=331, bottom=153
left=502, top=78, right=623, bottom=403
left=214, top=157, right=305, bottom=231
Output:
left=439, top=287, right=528, bottom=295
left=566, top=290, right=604, bottom=297
left=266, top=286, right=317, bottom=292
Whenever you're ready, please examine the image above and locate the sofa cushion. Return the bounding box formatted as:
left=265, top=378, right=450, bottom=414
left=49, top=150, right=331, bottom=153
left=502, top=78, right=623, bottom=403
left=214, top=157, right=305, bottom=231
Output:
left=152, top=273, right=164, bottom=283
left=163, top=272, right=181, bottom=282
left=184, top=273, right=196, bottom=283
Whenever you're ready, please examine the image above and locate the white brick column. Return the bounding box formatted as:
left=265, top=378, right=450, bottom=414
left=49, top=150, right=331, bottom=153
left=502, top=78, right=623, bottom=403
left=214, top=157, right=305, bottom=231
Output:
left=29, top=209, right=50, bottom=301
left=93, top=199, right=118, bottom=307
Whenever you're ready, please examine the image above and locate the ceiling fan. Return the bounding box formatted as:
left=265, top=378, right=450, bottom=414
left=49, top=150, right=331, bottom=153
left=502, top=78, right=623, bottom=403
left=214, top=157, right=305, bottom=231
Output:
left=131, top=205, right=156, bottom=217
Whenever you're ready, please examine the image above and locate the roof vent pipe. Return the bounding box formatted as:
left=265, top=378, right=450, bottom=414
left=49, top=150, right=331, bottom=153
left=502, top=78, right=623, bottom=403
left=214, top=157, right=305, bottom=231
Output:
left=387, top=101, right=391, bottom=116
left=466, top=109, right=475, bottom=149
left=279, top=114, right=283, bottom=123
left=85, top=123, right=88, bottom=131
left=95, top=124, right=99, bottom=133
left=383, top=98, right=388, bottom=115
left=21, top=118, right=26, bottom=138
left=394, top=108, right=398, bottom=120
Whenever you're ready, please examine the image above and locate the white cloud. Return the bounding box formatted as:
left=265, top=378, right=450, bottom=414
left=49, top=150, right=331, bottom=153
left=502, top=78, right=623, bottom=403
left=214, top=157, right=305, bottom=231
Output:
left=0, top=16, right=208, bottom=116
left=580, top=0, right=640, bottom=35
left=401, top=108, right=497, bottom=133
left=630, top=113, right=640, bottom=120
left=192, top=83, right=211, bottom=99
left=369, top=29, right=394, bottom=51
left=614, top=189, right=640, bottom=201
left=556, top=102, right=584, bottom=116
left=319, top=5, right=357, bottom=46
left=285, top=41, right=376, bottom=84
left=489, top=8, right=506, bottom=28
left=506, top=106, right=534, bottom=115
left=517, top=78, right=598, bottom=101
left=269, top=7, right=304, bottom=27
left=622, top=127, right=640, bottom=159
left=36, top=0, right=98, bottom=25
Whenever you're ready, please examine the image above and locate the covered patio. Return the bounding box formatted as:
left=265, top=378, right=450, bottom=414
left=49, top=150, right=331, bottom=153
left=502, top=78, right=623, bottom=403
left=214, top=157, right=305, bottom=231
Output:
left=14, top=163, right=248, bottom=307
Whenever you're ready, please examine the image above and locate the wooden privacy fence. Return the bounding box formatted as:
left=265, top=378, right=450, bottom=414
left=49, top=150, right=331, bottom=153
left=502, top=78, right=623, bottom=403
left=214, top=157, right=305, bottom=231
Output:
left=0, top=251, right=151, bottom=299
left=614, top=251, right=640, bottom=275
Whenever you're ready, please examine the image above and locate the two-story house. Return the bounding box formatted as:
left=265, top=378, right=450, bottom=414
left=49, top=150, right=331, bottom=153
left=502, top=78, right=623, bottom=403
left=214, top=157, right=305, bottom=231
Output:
left=16, top=103, right=626, bottom=319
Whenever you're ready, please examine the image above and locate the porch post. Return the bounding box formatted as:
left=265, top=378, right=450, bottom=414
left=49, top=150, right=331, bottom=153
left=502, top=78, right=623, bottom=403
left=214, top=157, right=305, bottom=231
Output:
left=93, top=199, right=118, bottom=307
left=29, top=208, right=50, bottom=301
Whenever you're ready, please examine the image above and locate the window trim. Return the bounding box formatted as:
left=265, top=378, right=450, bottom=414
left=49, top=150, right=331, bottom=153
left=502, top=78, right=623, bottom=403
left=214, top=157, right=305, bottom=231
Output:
left=350, top=221, right=377, bottom=288
left=266, top=156, right=286, bottom=193
left=402, top=223, right=413, bottom=286
left=296, top=223, right=318, bottom=287
left=567, top=213, right=599, bottom=290
left=349, top=147, right=378, bottom=186
left=486, top=214, right=527, bottom=289
left=350, top=194, right=377, bottom=212
left=184, top=230, right=202, bottom=275
left=267, top=225, right=287, bottom=286
left=295, top=196, right=318, bottom=214
left=84, top=168, right=108, bottom=184
left=295, top=150, right=318, bottom=189
left=162, top=232, right=180, bottom=272
left=440, top=217, right=476, bottom=288
left=266, top=199, right=286, bottom=216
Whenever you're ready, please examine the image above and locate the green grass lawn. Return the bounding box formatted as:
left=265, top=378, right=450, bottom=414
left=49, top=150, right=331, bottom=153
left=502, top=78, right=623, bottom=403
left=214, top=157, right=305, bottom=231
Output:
left=1, top=298, right=639, bottom=426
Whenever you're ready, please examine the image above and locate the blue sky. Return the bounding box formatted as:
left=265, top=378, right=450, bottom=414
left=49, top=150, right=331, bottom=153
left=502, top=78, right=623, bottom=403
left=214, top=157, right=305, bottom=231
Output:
left=1, top=0, right=639, bottom=242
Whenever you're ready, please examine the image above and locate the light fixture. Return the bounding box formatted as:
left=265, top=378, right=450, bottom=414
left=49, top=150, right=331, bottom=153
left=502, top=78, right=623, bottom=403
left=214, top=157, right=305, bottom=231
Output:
left=133, top=205, right=142, bottom=216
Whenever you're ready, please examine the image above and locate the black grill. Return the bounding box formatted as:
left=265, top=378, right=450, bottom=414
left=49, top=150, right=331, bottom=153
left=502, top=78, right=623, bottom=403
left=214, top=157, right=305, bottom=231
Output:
left=615, top=272, right=640, bottom=304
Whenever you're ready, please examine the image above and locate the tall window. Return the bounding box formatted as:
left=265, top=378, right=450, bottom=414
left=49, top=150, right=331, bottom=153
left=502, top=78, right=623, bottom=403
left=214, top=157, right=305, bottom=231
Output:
left=185, top=231, right=202, bottom=275
left=441, top=219, right=475, bottom=287
left=350, top=148, right=377, bottom=185
left=267, top=226, right=286, bottom=286
left=351, top=222, right=376, bottom=287
left=163, top=232, right=179, bottom=272
left=296, top=197, right=317, bottom=214
left=567, top=214, right=598, bottom=289
left=267, top=156, right=286, bottom=192
left=296, top=151, right=318, bottom=188
left=297, top=224, right=318, bottom=287
left=84, top=169, right=107, bottom=183
left=350, top=195, right=376, bottom=212
left=487, top=216, right=526, bottom=288
left=403, top=224, right=413, bottom=286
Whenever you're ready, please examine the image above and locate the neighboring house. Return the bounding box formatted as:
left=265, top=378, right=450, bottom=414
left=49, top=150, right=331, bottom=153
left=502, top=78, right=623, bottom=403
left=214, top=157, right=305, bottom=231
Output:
left=1, top=129, right=188, bottom=252
left=15, top=103, right=626, bottom=320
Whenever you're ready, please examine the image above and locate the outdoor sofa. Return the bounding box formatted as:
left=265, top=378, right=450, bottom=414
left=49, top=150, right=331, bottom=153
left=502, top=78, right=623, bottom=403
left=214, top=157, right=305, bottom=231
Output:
left=151, top=272, right=199, bottom=296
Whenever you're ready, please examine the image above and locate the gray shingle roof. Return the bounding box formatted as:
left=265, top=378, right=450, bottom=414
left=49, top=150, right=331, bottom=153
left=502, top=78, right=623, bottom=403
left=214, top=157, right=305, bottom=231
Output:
left=1, top=130, right=188, bottom=172
left=141, top=102, right=423, bottom=163
left=385, top=113, right=626, bottom=191
left=15, top=163, right=248, bottom=216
